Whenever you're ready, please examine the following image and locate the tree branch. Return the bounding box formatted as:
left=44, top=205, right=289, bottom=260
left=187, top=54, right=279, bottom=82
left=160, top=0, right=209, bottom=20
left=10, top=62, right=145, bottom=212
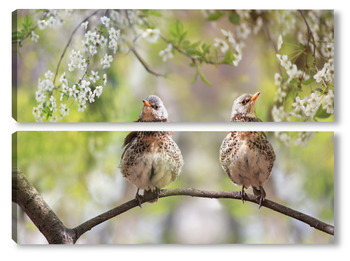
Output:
left=13, top=170, right=334, bottom=244
left=129, top=46, right=166, bottom=77
left=74, top=188, right=334, bottom=241
left=12, top=170, right=75, bottom=244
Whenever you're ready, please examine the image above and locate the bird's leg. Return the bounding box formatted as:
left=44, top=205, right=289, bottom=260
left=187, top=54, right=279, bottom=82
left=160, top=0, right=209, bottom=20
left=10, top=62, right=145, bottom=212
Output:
left=253, top=186, right=266, bottom=209
left=144, top=188, right=160, bottom=203
left=155, top=187, right=160, bottom=201
left=135, top=188, right=143, bottom=208
left=240, top=186, right=246, bottom=203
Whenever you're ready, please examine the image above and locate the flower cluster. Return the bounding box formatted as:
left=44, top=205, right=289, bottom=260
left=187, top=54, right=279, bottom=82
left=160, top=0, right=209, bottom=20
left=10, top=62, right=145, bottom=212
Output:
left=68, top=50, right=86, bottom=72
left=32, top=11, right=122, bottom=122
left=294, top=132, right=315, bottom=147
left=276, top=54, right=308, bottom=83
left=211, top=11, right=267, bottom=67
left=314, top=58, right=334, bottom=83
left=275, top=131, right=315, bottom=147
left=270, top=10, right=334, bottom=146
left=37, top=10, right=71, bottom=30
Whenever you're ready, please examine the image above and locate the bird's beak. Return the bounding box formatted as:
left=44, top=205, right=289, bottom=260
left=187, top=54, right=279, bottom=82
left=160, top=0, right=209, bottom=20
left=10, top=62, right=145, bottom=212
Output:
left=143, top=100, right=151, bottom=107
left=250, top=92, right=260, bottom=102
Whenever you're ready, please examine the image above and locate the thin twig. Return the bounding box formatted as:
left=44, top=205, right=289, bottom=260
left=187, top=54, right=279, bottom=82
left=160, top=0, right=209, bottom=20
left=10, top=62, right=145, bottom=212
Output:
left=298, top=10, right=328, bottom=89
left=129, top=46, right=166, bottom=77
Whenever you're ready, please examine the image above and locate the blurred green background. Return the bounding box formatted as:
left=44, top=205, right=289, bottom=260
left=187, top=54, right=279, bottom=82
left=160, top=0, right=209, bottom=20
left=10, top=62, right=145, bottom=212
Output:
left=13, top=10, right=333, bottom=122
left=13, top=131, right=334, bottom=244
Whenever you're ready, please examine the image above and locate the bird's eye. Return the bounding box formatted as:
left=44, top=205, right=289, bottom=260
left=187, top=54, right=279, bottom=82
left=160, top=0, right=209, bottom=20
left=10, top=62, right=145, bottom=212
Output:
left=152, top=105, right=159, bottom=110
left=241, top=99, right=249, bottom=105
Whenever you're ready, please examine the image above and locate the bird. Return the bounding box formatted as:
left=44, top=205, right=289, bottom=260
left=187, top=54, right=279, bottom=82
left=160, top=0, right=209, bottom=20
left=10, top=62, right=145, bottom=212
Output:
left=219, top=92, right=275, bottom=208
left=120, top=95, right=183, bottom=206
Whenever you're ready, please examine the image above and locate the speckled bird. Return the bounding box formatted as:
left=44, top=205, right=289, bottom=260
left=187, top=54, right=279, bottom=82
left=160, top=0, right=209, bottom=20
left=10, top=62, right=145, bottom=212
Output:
left=120, top=95, right=183, bottom=205
left=219, top=92, right=275, bottom=208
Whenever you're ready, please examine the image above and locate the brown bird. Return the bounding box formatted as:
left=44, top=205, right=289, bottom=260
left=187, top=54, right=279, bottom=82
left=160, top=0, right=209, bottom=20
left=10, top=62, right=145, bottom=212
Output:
left=219, top=92, right=275, bottom=208
left=120, top=95, right=183, bottom=205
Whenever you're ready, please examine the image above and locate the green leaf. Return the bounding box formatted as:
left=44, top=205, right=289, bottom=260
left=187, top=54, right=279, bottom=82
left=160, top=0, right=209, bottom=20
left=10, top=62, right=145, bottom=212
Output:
left=201, top=43, right=211, bottom=54
left=23, top=15, right=32, bottom=30
left=302, top=78, right=316, bottom=86
left=175, top=20, right=184, bottom=35
left=191, top=72, right=198, bottom=83
left=185, top=48, right=202, bottom=57
left=182, top=40, right=191, bottom=48
left=198, top=70, right=212, bottom=86
left=207, top=11, right=225, bottom=21
left=169, top=20, right=187, bottom=45
left=178, top=32, right=187, bottom=45
left=229, top=13, right=240, bottom=25
left=220, top=50, right=235, bottom=65
left=315, top=105, right=331, bottom=119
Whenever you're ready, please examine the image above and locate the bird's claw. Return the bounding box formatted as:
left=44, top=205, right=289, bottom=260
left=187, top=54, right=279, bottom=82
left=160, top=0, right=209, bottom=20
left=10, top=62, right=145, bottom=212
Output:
left=240, top=187, right=246, bottom=204
left=135, top=189, right=143, bottom=208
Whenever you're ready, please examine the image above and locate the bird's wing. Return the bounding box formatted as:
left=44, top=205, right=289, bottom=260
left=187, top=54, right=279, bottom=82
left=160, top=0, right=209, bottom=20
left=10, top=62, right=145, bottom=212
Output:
left=121, top=131, right=138, bottom=159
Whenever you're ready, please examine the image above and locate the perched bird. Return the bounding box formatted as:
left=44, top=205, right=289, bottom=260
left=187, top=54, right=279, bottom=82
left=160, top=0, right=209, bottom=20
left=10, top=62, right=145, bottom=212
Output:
left=219, top=92, right=275, bottom=208
left=120, top=95, right=183, bottom=205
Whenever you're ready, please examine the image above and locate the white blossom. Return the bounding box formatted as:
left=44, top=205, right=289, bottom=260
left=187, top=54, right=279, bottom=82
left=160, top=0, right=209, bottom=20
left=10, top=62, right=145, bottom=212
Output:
left=142, top=28, right=160, bottom=43
left=292, top=96, right=305, bottom=113
left=214, top=38, right=229, bottom=54
left=101, top=16, right=110, bottom=27
left=103, top=74, right=107, bottom=86
left=47, top=16, right=57, bottom=28
left=237, top=22, right=251, bottom=39
left=277, top=34, right=283, bottom=50
left=60, top=103, right=69, bottom=118
left=45, top=70, right=53, bottom=79
left=159, top=43, right=174, bottom=62
left=31, top=31, right=39, bottom=42
left=277, top=132, right=291, bottom=147
left=59, top=72, right=68, bottom=86
left=314, top=67, right=326, bottom=83
left=81, top=21, right=89, bottom=30
left=78, top=102, right=87, bottom=112
left=89, top=70, right=100, bottom=83
left=294, top=132, right=315, bottom=146
left=221, top=29, right=235, bottom=45
left=94, top=86, right=103, bottom=97
left=68, top=49, right=85, bottom=72
left=274, top=73, right=282, bottom=86
left=99, top=35, right=107, bottom=46
left=38, top=20, right=47, bottom=30
left=108, top=27, right=120, bottom=39
left=307, top=92, right=320, bottom=108
left=88, top=91, right=95, bottom=103
left=321, top=90, right=334, bottom=114
left=272, top=105, right=287, bottom=122
left=101, top=54, right=113, bottom=69
left=68, top=84, right=79, bottom=99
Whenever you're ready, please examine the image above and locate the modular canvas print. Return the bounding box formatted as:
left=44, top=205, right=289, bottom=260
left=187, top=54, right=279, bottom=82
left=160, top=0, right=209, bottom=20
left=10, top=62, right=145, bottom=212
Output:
left=11, top=9, right=335, bottom=245
left=13, top=131, right=334, bottom=244
left=12, top=9, right=334, bottom=123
